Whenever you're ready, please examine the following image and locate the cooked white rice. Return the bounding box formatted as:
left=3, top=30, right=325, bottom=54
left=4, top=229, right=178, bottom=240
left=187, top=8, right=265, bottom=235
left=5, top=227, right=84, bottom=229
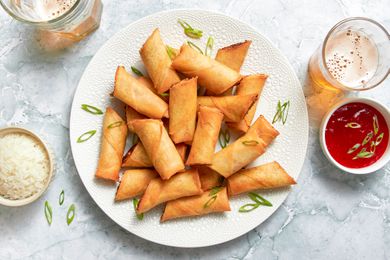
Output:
left=0, top=133, right=50, bottom=200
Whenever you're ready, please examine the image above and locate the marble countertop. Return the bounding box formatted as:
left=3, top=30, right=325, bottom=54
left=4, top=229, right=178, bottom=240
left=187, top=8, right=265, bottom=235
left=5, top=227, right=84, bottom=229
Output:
left=1, top=0, right=389, bottom=259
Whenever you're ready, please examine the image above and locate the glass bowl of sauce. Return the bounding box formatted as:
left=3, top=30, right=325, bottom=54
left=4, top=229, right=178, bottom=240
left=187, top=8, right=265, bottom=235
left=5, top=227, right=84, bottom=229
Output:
left=320, top=97, right=390, bottom=174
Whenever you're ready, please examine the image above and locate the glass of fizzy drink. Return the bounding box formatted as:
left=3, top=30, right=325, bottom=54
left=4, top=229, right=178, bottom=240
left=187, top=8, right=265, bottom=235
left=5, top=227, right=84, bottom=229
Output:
left=309, top=17, right=389, bottom=92
left=0, top=0, right=102, bottom=41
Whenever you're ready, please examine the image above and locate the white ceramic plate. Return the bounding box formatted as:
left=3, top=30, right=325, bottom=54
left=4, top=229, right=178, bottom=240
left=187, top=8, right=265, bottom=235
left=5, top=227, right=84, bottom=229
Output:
left=70, top=9, right=308, bottom=248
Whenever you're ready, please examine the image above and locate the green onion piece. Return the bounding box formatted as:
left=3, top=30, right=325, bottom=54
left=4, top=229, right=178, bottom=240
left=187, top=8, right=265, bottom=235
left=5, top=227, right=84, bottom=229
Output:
left=132, top=134, right=138, bottom=145
left=209, top=186, right=223, bottom=196
left=362, top=131, right=373, bottom=146
left=59, top=190, right=65, bottom=206
left=205, top=36, right=214, bottom=56
left=160, top=93, right=169, bottom=97
left=281, top=101, right=290, bottom=125
left=187, top=41, right=204, bottom=54
left=238, top=203, right=259, bottom=213
left=66, top=204, right=76, bottom=226
left=131, top=66, right=143, bottom=77
left=107, top=121, right=123, bottom=129
left=77, top=130, right=96, bottom=143
left=133, top=198, right=144, bottom=220
left=242, top=140, right=259, bottom=146
left=203, top=195, right=217, bottom=208
left=81, top=104, right=103, bottom=115
left=347, top=143, right=360, bottom=154
left=218, top=129, right=230, bottom=149
left=345, top=122, right=361, bottom=129
left=223, top=129, right=230, bottom=143
left=166, top=45, right=176, bottom=60
left=44, top=201, right=52, bottom=225
left=272, top=101, right=282, bottom=124
left=375, top=132, right=384, bottom=146
left=178, top=19, right=203, bottom=39
left=353, top=148, right=374, bottom=160
left=248, top=192, right=273, bottom=206
left=370, top=141, right=376, bottom=153
left=373, top=115, right=379, bottom=135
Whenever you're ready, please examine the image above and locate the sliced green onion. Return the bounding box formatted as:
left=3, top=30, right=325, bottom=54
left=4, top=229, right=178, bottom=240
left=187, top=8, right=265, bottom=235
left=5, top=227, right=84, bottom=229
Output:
left=131, top=66, right=143, bottom=77
left=59, top=190, right=65, bottom=206
left=362, top=131, right=373, bottom=146
left=345, top=122, right=361, bottom=128
left=281, top=101, right=290, bottom=124
left=209, top=186, right=223, bottom=196
left=223, top=129, right=230, bottom=143
left=133, top=198, right=144, bottom=220
left=187, top=41, right=204, bottom=54
left=77, top=130, right=96, bottom=143
left=370, top=141, right=376, bottom=153
left=66, top=204, right=76, bottom=226
left=160, top=93, right=169, bottom=97
left=203, top=195, right=217, bottom=208
left=178, top=19, right=203, bottom=39
left=373, top=115, right=379, bottom=135
left=239, top=203, right=260, bottom=213
left=107, top=121, right=123, bottom=129
left=347, top=143, right=360, bottom=154
left=248, top=192, right=273, bottom=206
left=44, top=201, right=52, bottom=225
left=272, top=100, right=290, bottom=125
left=218, top=129, right=230, bottom=148
left=81, top=104, right=103, bottom=115
left=353, top=148, right=374, bottom=160
left=166, top=45, right=176, bottom=60
left=242, top=140, right=259, bottom=146
left=272, top=101, right=282, bottom=124
left=205, top=36, right=214, bottom=56
left=375, top=132, right=384, bottom=146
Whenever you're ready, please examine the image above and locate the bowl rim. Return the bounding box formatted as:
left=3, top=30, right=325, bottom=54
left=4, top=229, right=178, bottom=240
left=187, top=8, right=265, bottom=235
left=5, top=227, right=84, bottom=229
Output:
left=0, top=126, right=54, bottom=207
left=319, top=97, right=390, bottom=174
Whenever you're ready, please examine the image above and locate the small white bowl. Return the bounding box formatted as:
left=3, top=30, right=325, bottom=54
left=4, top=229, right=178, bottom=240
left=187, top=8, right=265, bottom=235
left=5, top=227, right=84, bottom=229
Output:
left=0, top=127, right=54, bottom=207
left=319, top=97, right=390, bottom=174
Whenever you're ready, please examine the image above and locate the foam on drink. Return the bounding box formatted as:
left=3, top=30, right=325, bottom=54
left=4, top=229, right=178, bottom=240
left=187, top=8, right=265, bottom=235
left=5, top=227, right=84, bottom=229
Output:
left=325, top=29, right=378, bottom=89
left=11, top=0, right=77, bottom=21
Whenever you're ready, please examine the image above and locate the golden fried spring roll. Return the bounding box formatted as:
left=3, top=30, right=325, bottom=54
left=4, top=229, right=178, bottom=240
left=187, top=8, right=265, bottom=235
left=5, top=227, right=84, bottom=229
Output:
left=131, top=119, right=185, bottom=179
left=169, top=78, right=197, bottom=143
left=140, top=29, right=181, bottom=93
left=175, top=143, right=188, bottom=162
left=113, top=66, right=168, bottom=119
left=161, top=187, right=230, bottom=222
left=137, top=76, right=155, bottom=92
left=227, top=162, right=296, bottom=196
left=125, top=106, right=146, bottom=132
left=186, top=106, right=223, bottom=165
left=197, top=166, right=224, bottom=191
left=122, top=142, right=152, bottom=168
left=137, top=169, right=202, bottom=213
left=215, top=40, right=252, bottom=72
left=172, top=44, right=242, bottom=95
left=115, top=169, right=158, bottom=201
left=227, top=74, right=268, bottom=133
left=96, top=107, right=128, bottom=181
left=208, top=115, right=279, bottom=178
left=197, top=94, right=257, bottom=122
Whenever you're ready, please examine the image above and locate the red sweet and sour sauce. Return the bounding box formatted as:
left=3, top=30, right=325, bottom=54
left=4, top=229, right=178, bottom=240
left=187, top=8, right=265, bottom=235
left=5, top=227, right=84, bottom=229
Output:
left=325, top=102, right=389, bottom=168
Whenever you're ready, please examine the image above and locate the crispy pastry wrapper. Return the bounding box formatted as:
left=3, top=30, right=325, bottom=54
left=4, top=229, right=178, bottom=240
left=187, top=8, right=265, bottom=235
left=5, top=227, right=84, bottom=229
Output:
left=197, top=166, right=224, bottom=191
left=208, top=115, right=279, bottom=178
left=172, top=44, right=242, bottom=95
left=215, top=40, right=252, bottom=72
left=122, top=142, right=152, bottom=168
left=137, top=169, right=202, bottom=213
left=227, top=161, right=296, bottom=196
left=131, top=119, right=185, bottom=180
left=140, top=29, right=181, bottom=93
left=186, top=106, right=224, bottom=165
left=161, top=187, right=231, bottom=222
left=197, top=94, right=257, bottom=122
left=169, top=78, right=197, bottom=143
left=96, top=107, right=128, bottom=181
left=125, top=106, right=146, bottom=132
left=113, top=66, right=168, bottom=119
left=115, top=169, right=158, bottom=201
left=227, top=74, right=268, bottom=133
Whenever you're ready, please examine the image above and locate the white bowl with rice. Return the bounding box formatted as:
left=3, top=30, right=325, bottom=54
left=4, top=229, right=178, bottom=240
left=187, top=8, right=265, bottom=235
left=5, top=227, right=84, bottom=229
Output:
left=0, top=127, right=53, bottom=207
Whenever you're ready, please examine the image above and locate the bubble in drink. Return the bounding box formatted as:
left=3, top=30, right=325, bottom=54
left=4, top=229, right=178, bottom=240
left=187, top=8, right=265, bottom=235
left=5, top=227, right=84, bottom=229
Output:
left=324, top=30, right=378, bottom=89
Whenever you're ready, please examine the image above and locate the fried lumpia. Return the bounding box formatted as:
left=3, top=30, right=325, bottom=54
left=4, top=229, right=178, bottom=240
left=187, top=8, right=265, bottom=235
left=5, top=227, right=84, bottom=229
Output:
left=122, top=142, right=152, bottom=168
left=215, top=40, right=252, bottom=72
left=115, top=169, right=158, bottom=201
left=227, top=161, right=296, bottom=196
left=125, top=106, right=146, bottom=132
left=172, top=44, right=241, bottom=95
left=161, top=187, right=230, bottom=222
left=131, top=119, right=185, bottom=179
left=227, top=74, right=268, bottom=133
left=169, top=78, right=197, bottom=143
left=197, top=166, right=224, bottom=191
left=197, top=94, right=257, bottom=122
left=140, top=29, right=181, bottom=93
left=186, top=106, right=223, bottom=165
left=137, top=169, right=202, bottom=213
left=113, top=66, right=168, bottom=119
left=208, top=115, right=279, bottom=178
left=96, top=107, right=128, bottom=181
